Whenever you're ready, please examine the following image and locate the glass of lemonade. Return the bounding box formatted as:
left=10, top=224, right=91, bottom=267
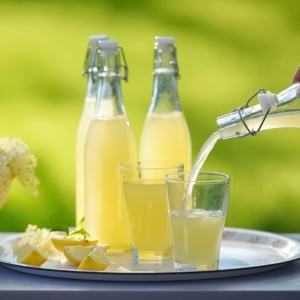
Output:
left=120, top=161, right=184, bottom=267
left=165, top=171, right=230, bottom=271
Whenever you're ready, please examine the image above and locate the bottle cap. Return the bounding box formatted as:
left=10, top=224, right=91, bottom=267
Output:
left=155, top=36, right=175, bottom=51
left=98, top=40, right=119, bottom=50
left=89, top=34, right=109, bottom=41
left=258, top=91, right=278, bottom=113
left=89, top=35, right=109, bottom=47
left=83, top=35, right=109, bottom=76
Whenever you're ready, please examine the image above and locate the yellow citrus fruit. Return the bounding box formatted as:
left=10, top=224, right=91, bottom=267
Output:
left=64, top=244, right=109, bottom=265
left=17, top=243, right=47, bottom=266
left=51, top=233, right=98, bottom=253
left=78, top=247, right=110, bottom=271
left=63, top=245, right=95, bottom=265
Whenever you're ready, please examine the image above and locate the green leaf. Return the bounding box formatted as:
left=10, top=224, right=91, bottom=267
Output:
left=68, top=217, right=91, bottom=240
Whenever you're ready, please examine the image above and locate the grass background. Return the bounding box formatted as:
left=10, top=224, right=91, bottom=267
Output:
left=0, top=0, right=300, bottom=233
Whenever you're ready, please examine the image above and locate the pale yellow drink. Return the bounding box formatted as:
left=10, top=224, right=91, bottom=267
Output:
left=76, top=97, right=95, bottom=224
left=84, top=115, right=136, bottom=253
left=140, top=111, right=191, bottom=170
left=122, top=179, right=172, bottom=259
left=171, top=210, right=225, bottom=270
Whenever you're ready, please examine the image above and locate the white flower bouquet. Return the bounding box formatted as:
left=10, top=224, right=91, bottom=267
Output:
left=0, top=137, right=39, bottom=208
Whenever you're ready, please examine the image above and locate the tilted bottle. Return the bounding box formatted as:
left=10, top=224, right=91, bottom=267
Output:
left=140, top=36, right=192, bottom=170
left=84, top=40, right=137, bottom=253
left=216, top=82, right=300, bottom=139
left=76, top=35, right=108, bottom=224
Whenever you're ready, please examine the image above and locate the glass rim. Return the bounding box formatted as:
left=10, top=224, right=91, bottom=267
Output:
left=165, top=171, right=230, bottom=183
left=120, top=160, right=184, bottom=171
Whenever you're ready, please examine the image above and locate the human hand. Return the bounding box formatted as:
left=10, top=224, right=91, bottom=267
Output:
left=292, top=66, right=300, bottom=83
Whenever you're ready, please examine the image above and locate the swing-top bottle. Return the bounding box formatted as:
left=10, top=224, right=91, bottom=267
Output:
left=140, top=36, right=192, bottom=170
left=84, top=40, right=136, bottom=253
left=76, top=34, right=108, bottom=224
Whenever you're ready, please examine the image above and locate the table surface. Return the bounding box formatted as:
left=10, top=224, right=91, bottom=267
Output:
left=1, top=232, right=300, bottom=300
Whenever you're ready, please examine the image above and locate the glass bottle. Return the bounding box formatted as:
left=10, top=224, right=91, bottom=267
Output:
left=216, top=82, right=300, bottom=139
left=84, top=40, right=137, bottom=253
left=140, top=36, right=192, bottom=170
left=76, top=34, right=108, bottom=225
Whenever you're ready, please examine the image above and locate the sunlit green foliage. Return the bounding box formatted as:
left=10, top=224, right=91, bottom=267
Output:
left=0, top=0, right=300, bottom=232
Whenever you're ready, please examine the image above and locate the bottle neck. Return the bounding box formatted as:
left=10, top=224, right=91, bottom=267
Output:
left=93, top=48, right=127, bottom=119
left=149, top=47, right=182, bottom=113
left=85, top=75, right=98, bottom=100
left=83, top=38, right=105, bottom=101
left=94, top=77, right=125, bottom=118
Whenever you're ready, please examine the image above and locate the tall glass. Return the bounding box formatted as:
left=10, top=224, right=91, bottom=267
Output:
left=120, top=161, right=183, bottom=266
left=166, top=171, right=230, bottom=271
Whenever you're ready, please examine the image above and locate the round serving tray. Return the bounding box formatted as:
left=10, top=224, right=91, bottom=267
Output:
left=0, top=227, right=299, bottom=281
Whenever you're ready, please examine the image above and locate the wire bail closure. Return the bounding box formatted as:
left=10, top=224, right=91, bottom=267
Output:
left=91, top=46, right=129, bottom=83
left=82, top=56, right=96, bottom=78
left=153, top=43, right=181, bottom=79
left=236, top=88, right=270, bottom=137
left=170, top=44, right=180, bottom=80
left=118, top=46, right=129, bottom=82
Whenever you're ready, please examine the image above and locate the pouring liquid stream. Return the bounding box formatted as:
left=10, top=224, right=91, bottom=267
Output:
left=182, top=82, right=300, bottom=211
left=182, top=131, right=220, bottom=210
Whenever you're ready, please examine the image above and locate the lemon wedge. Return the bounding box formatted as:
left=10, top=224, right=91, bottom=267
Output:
left=78, top=247, right=110, bottom=271
left=63, top=245, right=95, bottom=265
left=51, top=233, right=98, bottom=253
left=17, top=243, right=47, bottom=266
left=64, top=244, right=109, bottom=265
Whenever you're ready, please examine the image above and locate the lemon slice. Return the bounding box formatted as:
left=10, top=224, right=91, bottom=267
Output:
left=51, top=233, right=98, bottom=253
left=78, top=247, right=110, bottom=271
left=64, top=244, right=109, bottom=265
left=17, top=243, right=47, bottom=266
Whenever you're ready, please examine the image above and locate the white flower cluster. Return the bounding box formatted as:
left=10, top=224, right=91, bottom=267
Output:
left=13, top=224, right=57, bottom=257
left=0, top=137, right=39, bottom=206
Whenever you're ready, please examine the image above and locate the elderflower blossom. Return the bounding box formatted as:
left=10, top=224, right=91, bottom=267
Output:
left=13, top=224, right=58, bottom=257
left=0, top=137, right=39, bottom=206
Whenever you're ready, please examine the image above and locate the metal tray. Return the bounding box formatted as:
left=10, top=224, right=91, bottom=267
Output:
left=0, top=227, right=299, bottom=281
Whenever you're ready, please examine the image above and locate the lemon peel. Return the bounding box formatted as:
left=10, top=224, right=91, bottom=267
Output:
left=51, top=234, right=98, bottom=253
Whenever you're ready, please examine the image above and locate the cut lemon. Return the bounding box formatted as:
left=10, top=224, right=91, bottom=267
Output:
left=64, top=244, right=109, bottom=265
left=17, top=243, right=47, bottom=266
left=51, top=232, right=98, bottom=253
left=78, top=247, right=110, bottom=271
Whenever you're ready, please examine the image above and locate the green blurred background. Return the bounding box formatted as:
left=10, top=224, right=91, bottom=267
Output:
left=0, top=0, right=299, bottom=233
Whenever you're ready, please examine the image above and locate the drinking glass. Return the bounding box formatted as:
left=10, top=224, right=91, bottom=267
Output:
left=165, top=171, right=230, bottom=271
left=120, top=161, right=184, bottom=267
